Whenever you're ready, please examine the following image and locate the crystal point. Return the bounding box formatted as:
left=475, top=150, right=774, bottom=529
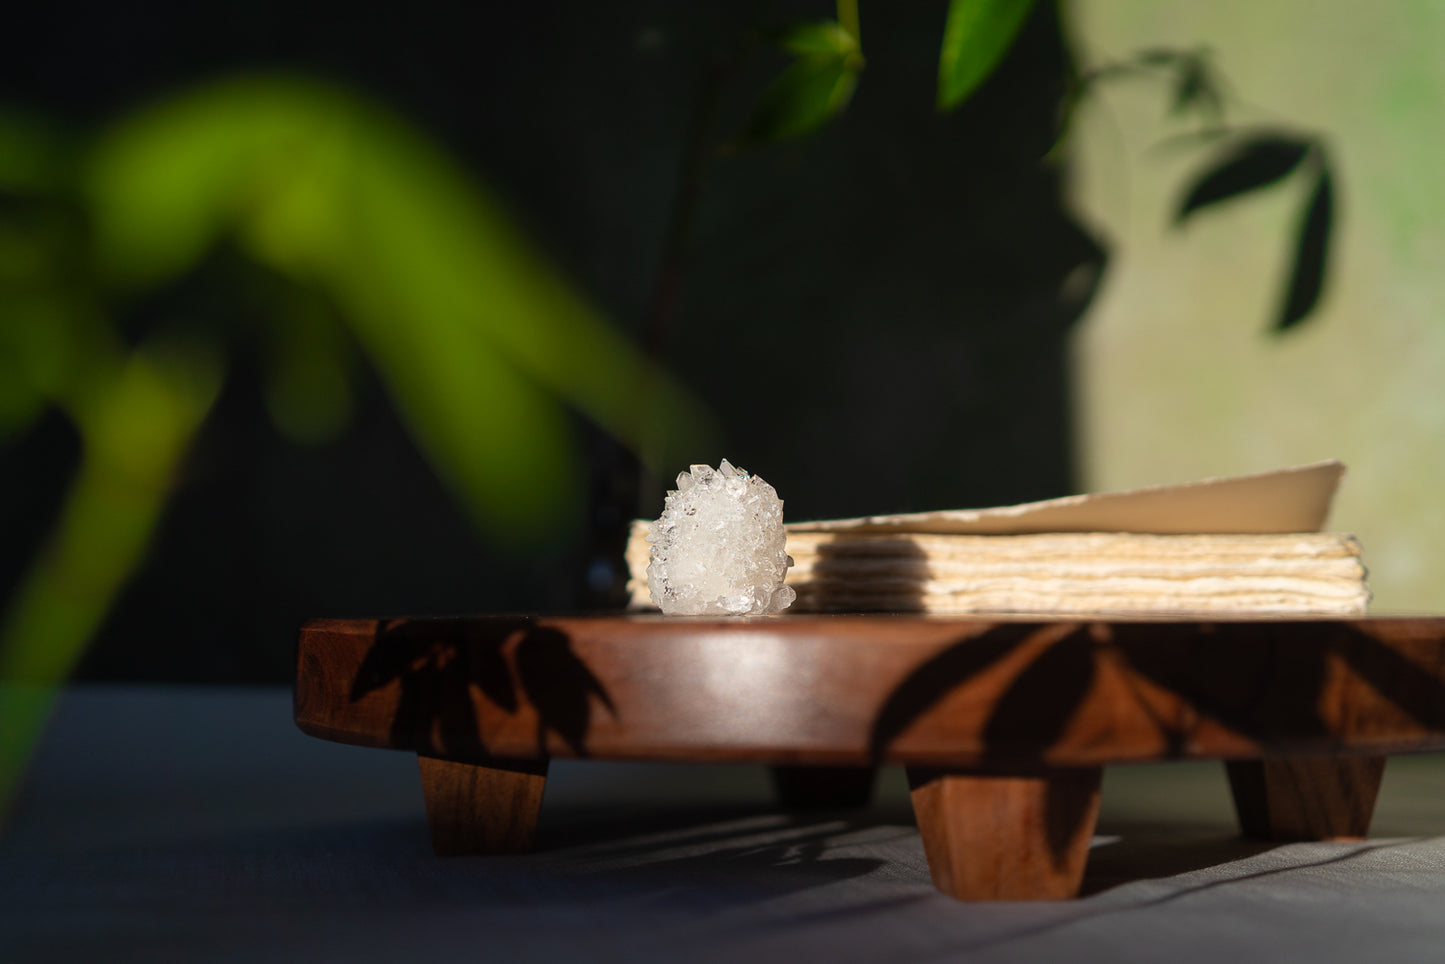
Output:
left=646, top=460, right=794, bottom=616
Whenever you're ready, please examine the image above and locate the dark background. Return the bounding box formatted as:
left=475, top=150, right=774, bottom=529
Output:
left=0, top=1, right=1102, bottom=682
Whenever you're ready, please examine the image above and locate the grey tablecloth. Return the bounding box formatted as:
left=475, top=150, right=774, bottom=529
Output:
left=3, top=686, right=1444, bottom=962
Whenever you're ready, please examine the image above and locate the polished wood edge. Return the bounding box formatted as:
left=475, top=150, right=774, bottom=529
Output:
left=295, top=614, right=1445, bottom=766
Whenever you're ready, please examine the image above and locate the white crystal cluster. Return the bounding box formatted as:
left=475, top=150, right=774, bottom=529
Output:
left=646, top=460, right=796, bottom=616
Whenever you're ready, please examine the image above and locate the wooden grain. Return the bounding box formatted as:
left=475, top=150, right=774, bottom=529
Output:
left=296, top=614, right=1445, bottom=902
left=907, top=766, right=1102, bottom=901
left=417, top=754, right=548, bottom=855
left=1226, top=755, right=1386, bottom=841
left=295, top=615, right=1445, bottom=767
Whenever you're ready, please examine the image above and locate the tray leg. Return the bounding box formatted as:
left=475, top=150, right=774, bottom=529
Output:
left=417, top=754, right=549, bottom=856
left=1225, top=755, right=1385, bottom=842
left=906, top=766, right=1103, bottom=901
left=770, top=766, right=876, bottom=810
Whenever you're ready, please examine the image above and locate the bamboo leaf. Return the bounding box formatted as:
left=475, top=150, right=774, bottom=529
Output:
left=82, top=76, right=710, bottom=541
left=937, top=0, right=1037, bottom=111
left=0, top=340, right=222, bottom=805
left=732, top=56, right=859, bottom=147
left=778, top=20, right=858, bottom=59
left=0, top=109, right=72, bottom=193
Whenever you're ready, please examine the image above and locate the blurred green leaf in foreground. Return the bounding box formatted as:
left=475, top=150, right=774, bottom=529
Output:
left=0, top=75, right=707, bottom=813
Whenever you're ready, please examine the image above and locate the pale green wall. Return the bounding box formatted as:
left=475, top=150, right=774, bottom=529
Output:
left=1065, top=0, right=1445, bottom=610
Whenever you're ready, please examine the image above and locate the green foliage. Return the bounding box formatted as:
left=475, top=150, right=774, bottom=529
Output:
left=733, top=54, right=862, bottom=147
left=0, top=337, right=222, bottom=813
left=0, top=108, right=73, bottom=192
left=779, top=19, right=860, bottom=59
left=734, top=0, right=1043, bottom=148
left=78, top=74, right=707, bottom=537
left=0, top=74, right=708, bottom=811
left=937, top=0, right=1038, bottom=111
left=733, top=6, right=864, bottom=147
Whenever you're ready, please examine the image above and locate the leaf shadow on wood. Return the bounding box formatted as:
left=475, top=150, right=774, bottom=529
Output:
left=1338, top=626, right=1445, bottom=733
left=870, top=623, right=1099, bottom=870
left=868, top=623, right=1037, bottom=760
left=868, top=619, right=1445, bottom=878
left=1108, top=621, right=1445, bottom=753
left=1108, top=622, right=1333, bottom=755
left=869, top=624, right=1098, bottom=768
left=349, top=617, right=614, bottom=761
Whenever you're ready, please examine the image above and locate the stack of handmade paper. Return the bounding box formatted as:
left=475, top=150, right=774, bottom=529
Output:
left=624, top=461, right=1370, bottom=615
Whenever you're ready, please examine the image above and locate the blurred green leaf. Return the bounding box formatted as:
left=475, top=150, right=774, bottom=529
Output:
left=836, top=0, right=861, bottom=45
left=0, top=109, right=72, bottom=193
left=4, top=341, right=222, bottom=677
left=0, top=296, right=64, bottom=437
left=732, top=3, right=863, bottom=149
left=320, top=135, right=584, bottom=541
left=314, top=102, right=689, bottom=540
left=0, top=290, right=118, bottom=442
left=84, top=78, right=352, bottom=289
left=733, top=55, right=860, bottom=147
left=937, top=0, right=1037, bottom=111
left=0, top=338, right=222, bottom=805
left=79, top=75, right=709, bottom=542
left=261, top=295, right=355, bottom=445
left=0, top=685, right=52, bottom=824
left=0, top=369, right=45, bottom=443
left=0, top=209, right=67, bottom=287
left=86, top=95, right=261, bottom=288
left=0, top=73, right=715, bottom=809
left=778, top=20, right=859, bottom=59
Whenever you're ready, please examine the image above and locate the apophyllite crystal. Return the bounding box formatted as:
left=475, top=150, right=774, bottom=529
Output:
left=646, top=460, right=796, bottom=616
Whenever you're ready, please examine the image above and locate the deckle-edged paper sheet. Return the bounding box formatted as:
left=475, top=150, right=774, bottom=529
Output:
left=783, top=460, right=1345, bottom=535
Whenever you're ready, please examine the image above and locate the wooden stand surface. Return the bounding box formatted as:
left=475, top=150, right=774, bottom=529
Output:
left=295, top=614, right=1445, bottom=901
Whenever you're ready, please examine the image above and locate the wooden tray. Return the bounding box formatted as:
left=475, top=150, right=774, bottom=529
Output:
left=294, top=614, right=1445, bottom=901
